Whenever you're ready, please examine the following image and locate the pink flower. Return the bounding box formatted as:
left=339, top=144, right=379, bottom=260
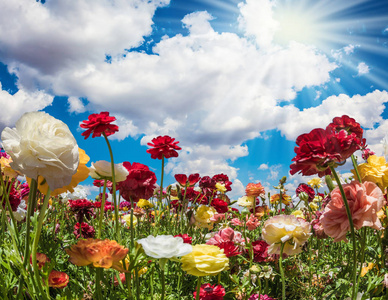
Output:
left=231, top=218, right=242, bottom=226
left=320, top=181, right=384, bottom=242
left=210, top=213, right=226, bottom=222
left=206, top=227, right=245, bottom=247
left=146, top=135, right=181, bottom=160
left=246, top=214, right=260, bottom=231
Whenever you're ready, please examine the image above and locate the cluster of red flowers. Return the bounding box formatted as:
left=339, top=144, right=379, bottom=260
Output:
left=290, top=115, right=364, bottom=177
left=193, top=283, right=226, bottom=300
left=210, top=198, right=229, bottom=213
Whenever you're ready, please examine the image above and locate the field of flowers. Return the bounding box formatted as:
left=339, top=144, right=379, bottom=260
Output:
left=0, top=111, right=387, bottom=300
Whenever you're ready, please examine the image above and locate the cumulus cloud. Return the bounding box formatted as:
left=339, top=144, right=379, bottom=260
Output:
left=258, top=163, right=269, bottom=170
left=68, top=97, right=86, bottom=114
left=357, top=62, right=370, bottom=76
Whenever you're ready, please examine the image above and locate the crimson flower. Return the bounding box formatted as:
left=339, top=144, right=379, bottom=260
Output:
left=199, top=176, right=216, bottom=196
left=68, top=199, right=94, bottom=223
left=327, top=115, right=363, bottom=139
left=211, top=198, right=229, bottom=213
left=217, top=241, right=242, bottom=257
left=1, top=180, right=21, bottom=211
left=80, top=112, right=119, bottom=139
left=296, top=183, right=315, bottom=202
left=175, top=173, right=201, bottom=186
left=73, top=222, right=95, bottom=239
left=117, top=162, right=157, bottom=202
left=193, top=283, right=226, bottom=300
left=212, top=173, right=232, bottom=192
left=174, top=233, right=193, bottom=244
left=146, top=135, right=181, bottom=160
left=290, top=127, right=361, bottom=177
left=251, top=240, right=269, bottom=262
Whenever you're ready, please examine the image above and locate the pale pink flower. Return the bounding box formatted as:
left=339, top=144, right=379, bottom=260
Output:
left=246, top=214, right=260, bottom=231
left=231, top=218, right=242, bottom=226
left=210, top=213, right=226, bottom=222
left=320, top=180, right=384, bottom=242
left=206, top=227, right=246, bottom=247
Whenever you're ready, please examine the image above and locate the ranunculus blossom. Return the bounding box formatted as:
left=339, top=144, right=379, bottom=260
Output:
left=249, top=294, right=275, bottom=300
left=136, top=235, right=192, bottom=259
left=0, top=156, right=22, bottom=178
left=262, top=215, right=311, bottom=255
left=1, top=111, right=79, bottom=190
left=327, top=115, right=363, bottom=139
left=206, top=227, right=245, bottom=247
left=193, top=283, right=226, bottom=300
left=270, top=193, right=291, bottom=206
left=245, top=182, right=265, bottom=198
left=246, top=214, right=260, bottom=230
left=212, top=174, right=232, bottom=192
left=66, top=239, right=129, bottom=271
left=290, top=126, right=361, bottom=177
left=211, top=198, right=229, bottom=213
left=199, top=176, right=217, bottom=196
left=352, top=155, right=388, bottom=191
left=174, top=233, right=193, bottom=244
left=146, top=135, right=181, bottom=160
left=117, top=162, right=157, bottom=202
left=1, top=180, right=21, bottom=211
left=251, top=240, right=269, bottom=262
left=296, top=183, right=315, bottom=202
left=80, top=111, right=119, bottom=139
left=320, top=180, right=384, bottom=242
left=88, top=160, right=129, bottom=182
left=195, top=205, right=217, bottom=229
left=175, top=173, right=201, bottom=187
left=237, top=196, right=255, bottom=208
left=48, top=270, right=69, bottom=289
left=73, top=222, right=95, bottom=239
left=181, top=244, right=229, bottom=277
left=30, top=252, right=50, bottom=270
left=308, top=178, right=323, bottom=189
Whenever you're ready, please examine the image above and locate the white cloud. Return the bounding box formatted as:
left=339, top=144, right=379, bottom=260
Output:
left=258, top=163, right=269, bottom=170
left=68, top=97, right=86, bottom=114
left=357, top=62, right=370, bottom=76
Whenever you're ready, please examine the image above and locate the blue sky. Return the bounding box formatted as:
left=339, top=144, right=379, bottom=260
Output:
left=0, top=0, right=388, bottom=200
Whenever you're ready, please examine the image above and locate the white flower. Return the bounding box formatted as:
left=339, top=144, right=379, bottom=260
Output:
left=60, top=185, right=89, bottom=202
left=1, top=112, right=79, bottom=190
left=237, top=195, right=255, bottom=208
left=14, top=200, right=27, bottom=221
left=88, top=160, right=129, bottom=182
left=137, top=235, right=192, bottom=259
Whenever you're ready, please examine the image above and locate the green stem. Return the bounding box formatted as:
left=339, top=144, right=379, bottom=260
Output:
left=195, top=276, right=202, bottom=300
left=279, top=243, right=286, bottom=300
left=97, top=181, right=107, bottom=239
left=160, top=259, right=167, bottom=300
left=329, top=166, right=357, bottom=300
left=95, top=268, right=103, bottom=300
left=103, top=132, right=120, bottom=242
left=351, top=155, right=362, bottom=183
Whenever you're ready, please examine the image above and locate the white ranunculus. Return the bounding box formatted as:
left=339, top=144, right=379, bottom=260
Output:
left=137, top=235, right=192, bottom=259
left=1, top=112, right=79, bottom=190
left=60, top=185, right=90, bottom=202
left=88, top=160, right=129, bottom=182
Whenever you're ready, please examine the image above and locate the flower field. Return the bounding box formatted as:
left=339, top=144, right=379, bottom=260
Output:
left=0, top=112, right=387, bottom=300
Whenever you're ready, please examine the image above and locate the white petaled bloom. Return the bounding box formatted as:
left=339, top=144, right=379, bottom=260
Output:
left=137, top=235, right=192, bottom=259
left=14, top=200, right=27, bottom=221
left=237, top=195, right=255, bottom=208
left=1, top=112, right=79, bottom=190
left=88, top=160, right=129, bottom=182
left=60, top=185, right=89, bottom=202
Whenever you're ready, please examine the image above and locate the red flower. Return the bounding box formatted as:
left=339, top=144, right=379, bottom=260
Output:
left=117, top=162, right=157, bottom=202
left=73, top=222, right=95, bottom=239
left=199, top=176, right=217, bottom=196
left=80, top=112, right=119, bottom=139
left=296, top=183, right=315, bottom=202
left=193, top=283, right=226, bottom=300
left=211, top=198, right=229, bottom=213
left=1, top=180, right=21, bottom=211
left=175, top=173, right=201, bottom=186
left=146, top=135, right=181, bottom=160
left=251, top=240, right=269, bottom=262
left=217, top=241, right=242, bottom=257
left=212, top=173, right=232, bottom=192
left=290, top=127, right=361, bottom=177
left=48, top=270, right=69, bottom=288
left=174, top=233, right=193, bottom=244
left=327, top=115, right=363, bottom=139
left=93, top=179, right=105, bottom=187
left=30, top=253, right=50, bottom=270
left=69, top=199, right=94, bottom=210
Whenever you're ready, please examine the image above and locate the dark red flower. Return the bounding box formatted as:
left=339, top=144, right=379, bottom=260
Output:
left=73, top=222, right=95, bottom=239
left=117, top=162, right=157, bottom=202
left=327, top=115, right=363, bottom=139
left=217, top=241, right=242, bottom=257
left=93, top=179, right=105, bottom=187
left=296, top=183, right=315, bottom=202
left=68, top=199, right=94, bottom=223
left=199, top=176, right=216, bottom=196
left=170, top=199, right=183, bottom=210
left=251, top=240, right=269, bottom=262
left=174, top=233, right=193, bottom=244
left=193, top=283, right=226, bottom=300
left=146, top=135, right=181, bottom=160
left=175, top=173, right=201, bottom=187
left=184, top=187, right=208, bottom=204
left=80, top=112, right=119, bottom=139
left=119, top=201, right=132, bottom=210
left=211, top=198, right=229, bottom=213
left=290, top=127, right=361, bottom=177
left=212, top=173, right=232, bottom=192
left=1, top=180, right=21, bottom=211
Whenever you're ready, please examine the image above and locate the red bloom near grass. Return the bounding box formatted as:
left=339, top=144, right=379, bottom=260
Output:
left=146, top=135, right=181, bottom=159
left=193, top=283, right=226, bottom=300
left=211, top=198, right=229, bottom=213
left=251, top=240, right=269, bottom=262
left=175, top=173, right=201, bottom=187
left=48, top=270, right=69, bottom=288
left=73, top=222, right=95, bottom=239
left=217, top=241, right=242, bottom=257
left=117, top=162, right=157, bottom=202
left=80, top=112, right=119, bottom=139
left=174, top=233, right=193, bottom=244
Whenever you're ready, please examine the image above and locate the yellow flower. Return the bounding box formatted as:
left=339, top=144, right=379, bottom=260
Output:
left=0, top=156, right=22, bottom=179
left=181, top=244, right=229, bottom=277
left=215, top=182, right=227, bottom=193
left=122, top=214, right=138, bottom=227
left=352, top=155, right=388, bottom=190
left=307, top=178, right=323, bottom=189
left=270, top=193, right=291, bottom=206
left=262, top=215, right=311, bottom=256
left=309, top=202, right=318, bottom=211
left=27, top=148, right=90, bottom=196
left=291, top=210, right=305, bottom=219
left=195, top=205, right=216, bottom=229
left=361, top=263, right=376, bottom=277
left=137, top=199, right=153, bottom=209
left=237, top=196, right=255, bottom=208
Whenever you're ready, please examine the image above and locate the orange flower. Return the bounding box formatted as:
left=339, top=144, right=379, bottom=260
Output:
left=30, top=252, right=50, bottom=270
left=245, top=183, right=265, bottom=198
left=27, top=148, right=90, bottom=196
left=270, top=193, right=291, bottom=206
left=48, top=270, right=69, bottom=288
left=66, top=238, right=129, bottom=272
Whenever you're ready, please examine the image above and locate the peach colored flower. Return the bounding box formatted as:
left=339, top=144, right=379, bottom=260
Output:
left=270, top=193, right=291, bottom=206
left=246, top=214, right=260, bottom=231
left=245, top=182, right=265, bottom=198
left=66, top=238, right=129, bottom=271
left=231, top=218, right=242, bottom=226
left=320, top=180, right=385, bottom=242
left=252, top=205, right=270, bottom=219
left=48, top=270, right=69, bottom=288
left=210, top=213, right=226, bottom=222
